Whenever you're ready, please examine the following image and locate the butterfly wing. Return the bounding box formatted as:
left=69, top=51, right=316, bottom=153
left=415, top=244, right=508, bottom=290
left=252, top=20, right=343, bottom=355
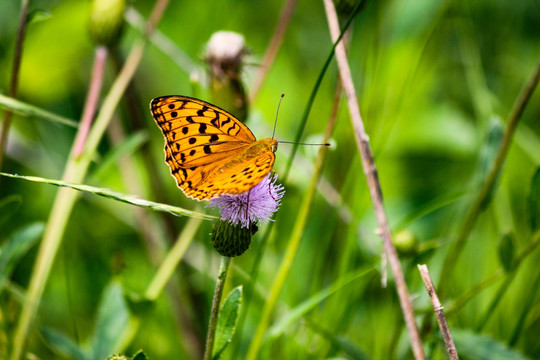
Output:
left=150, top=95, right=257, bottom=200
left=197, top=144, right=276, bottom=199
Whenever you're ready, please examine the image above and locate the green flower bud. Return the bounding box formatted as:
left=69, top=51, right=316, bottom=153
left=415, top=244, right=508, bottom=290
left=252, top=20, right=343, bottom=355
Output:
left=393, top=229, right=418, bottom=256
left=211, top=220, right=257, bottom=257
left=107, top=355, right=130, bottom=360
left=89, top=0, right=126, bottom=47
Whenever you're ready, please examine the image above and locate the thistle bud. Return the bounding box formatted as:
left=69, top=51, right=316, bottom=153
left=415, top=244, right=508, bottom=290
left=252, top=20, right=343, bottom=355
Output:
left=211, top=220, right=258, bottom=257
left=89, top=0, right=126, bottom=47
left=204, top=31, right=249, bottom=122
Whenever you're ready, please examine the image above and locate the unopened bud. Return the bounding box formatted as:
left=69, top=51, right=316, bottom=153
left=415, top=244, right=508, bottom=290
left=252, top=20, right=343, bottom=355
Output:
left=211, top=220, right=257, bottom=257
left=89, top=0, right=126, bottom=47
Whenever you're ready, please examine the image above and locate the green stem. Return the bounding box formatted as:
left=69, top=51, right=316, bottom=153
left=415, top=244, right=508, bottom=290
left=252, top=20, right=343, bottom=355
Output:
left=438, top=57, right=540, bottom=294
left=477, top=229, right=540, bottom=331
left=10, top=45, right=110, bottom=360
left=282, top=0, right=365, bottom=182
left=245, top=86, right=336, bottom=360
left=204, top=256, right=232, bottom=360
left=445, top=229, right=540, bottom=318
left=0, top=0, right=29, bottom=171
left=115, top=215, right=203, bottom=351
left=10, top=1, right=170, bottom=356
left=145, top=216, right=202, bottom=300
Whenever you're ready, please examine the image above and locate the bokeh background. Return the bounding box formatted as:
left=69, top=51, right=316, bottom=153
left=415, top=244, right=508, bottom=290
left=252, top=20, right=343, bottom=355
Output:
left=1, top=0, right=539, bottom=359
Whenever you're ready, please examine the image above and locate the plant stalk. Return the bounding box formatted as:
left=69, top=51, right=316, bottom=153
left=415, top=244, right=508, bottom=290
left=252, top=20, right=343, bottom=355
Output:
left=437, top=57, right=540, bottom=294
left=0, top=0, right=29, bottom=171
left=204, top=256, right=232, bottom=360
left=249, top=0, right=297, bottom=102
left=323, top=0, right=425, bottom=358
left=418, top=265, right=459, bottom=360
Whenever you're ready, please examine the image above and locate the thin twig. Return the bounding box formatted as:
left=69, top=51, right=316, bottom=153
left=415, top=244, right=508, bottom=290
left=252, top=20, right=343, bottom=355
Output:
left=438, top=57, right=540, bottom=294
left=204, top=256, right=232, bottom=360
left=322, top=1, right=425, bottom=359
left=249, top=0, right=297, bottom=102
left=418, top=264, right=459, bottom=360
left=0, top=0, right=29, bottom=171
left=73, top=46, right=108, bottom=156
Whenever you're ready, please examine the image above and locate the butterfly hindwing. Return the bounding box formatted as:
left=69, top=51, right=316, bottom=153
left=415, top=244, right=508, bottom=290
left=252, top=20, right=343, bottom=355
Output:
left=195, top=150, right=276, bottom=199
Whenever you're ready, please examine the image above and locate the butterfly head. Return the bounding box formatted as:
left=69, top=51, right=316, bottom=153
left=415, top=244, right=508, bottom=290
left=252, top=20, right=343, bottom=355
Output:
left=270, top=138, right=278, bottom=153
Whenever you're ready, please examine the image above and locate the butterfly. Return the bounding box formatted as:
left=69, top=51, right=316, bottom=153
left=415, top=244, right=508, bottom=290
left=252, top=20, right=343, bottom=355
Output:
left=150, top=95, right=278, bottom=201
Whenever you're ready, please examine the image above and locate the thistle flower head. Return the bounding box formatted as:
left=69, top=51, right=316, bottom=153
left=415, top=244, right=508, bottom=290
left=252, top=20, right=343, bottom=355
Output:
left=208, top=174, right=285, bottom=229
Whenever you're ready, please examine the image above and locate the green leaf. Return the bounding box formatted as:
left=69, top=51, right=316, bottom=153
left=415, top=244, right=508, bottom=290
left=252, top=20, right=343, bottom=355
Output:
left=479, top=117, right=504, bottom=210
left=0, top=94, right=78, bottom=128
left=267, top=266, right=374, bottom=340
left=41, top=326, right=89, bottom=360
left=91, top=130, right=149, bottom=182
left=213, top=286, right=242, bottom=360
left=497, top=233, right=516, bottom=273
left=90, top=281, right=131, bottom=359
left=310, top=322, right=371, bottom=360
left=0, top=195, right=22, bottom=227
left=0, top=172, right=216, bottom=220
left=452, top=328, right=529, bottom=360
left=27, top=9, right=52, bottom=25
left=124, top=289, right=154, bottom=317
left=526, top=167, right=540, bottom=231
left=0, top=222, right=43, bottom=289
left=132, top=350, right=149, bottom=360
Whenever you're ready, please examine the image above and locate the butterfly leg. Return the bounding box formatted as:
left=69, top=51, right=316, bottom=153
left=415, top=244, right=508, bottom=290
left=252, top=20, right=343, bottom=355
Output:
left=245, top=189, right=251, bottom=223
left=268, top=173, right=277, bottom=202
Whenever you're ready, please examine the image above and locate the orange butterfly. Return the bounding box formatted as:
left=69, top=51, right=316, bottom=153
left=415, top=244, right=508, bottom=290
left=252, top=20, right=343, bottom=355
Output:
left=150, top=95, right=278, bottom=200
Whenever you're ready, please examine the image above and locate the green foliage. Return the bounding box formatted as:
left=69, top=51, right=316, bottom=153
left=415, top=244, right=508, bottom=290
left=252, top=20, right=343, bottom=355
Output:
left=452, top=329, right=529, bottom=360
left=213, top=286, right=242, bottom=360
left=40, top=281, right=130, bottom=360
left=0, top=223, right=42, bottom=290
left=527, top=167, right=540, bottom=232
left=497, top=233, right=516, bottom=273
left=1, top=0, right=539, bottom=359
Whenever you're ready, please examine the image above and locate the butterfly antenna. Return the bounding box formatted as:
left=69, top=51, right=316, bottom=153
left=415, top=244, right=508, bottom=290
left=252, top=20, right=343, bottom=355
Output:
left=272, top=93, right=285, bottom=140
left=279, top=140, right=331, bottom=146
left=272, top=93, right=331, bottom=147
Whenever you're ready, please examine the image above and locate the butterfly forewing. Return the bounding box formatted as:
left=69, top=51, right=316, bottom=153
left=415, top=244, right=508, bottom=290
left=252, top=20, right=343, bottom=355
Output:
left=151, top=95, right=276, bottom=200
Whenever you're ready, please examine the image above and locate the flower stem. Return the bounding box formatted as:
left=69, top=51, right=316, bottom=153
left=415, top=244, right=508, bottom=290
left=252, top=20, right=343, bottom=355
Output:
left=249, top=0, right=297, bottom=102
left=437, top=57, right=540, bottom=295
left=0, top=0, right=29, bottom=172
left=145, top=216, right=202, bottom=300
left=204, top=256, right=232, bottom=360
left=73, top=46, right=108, bottom=157
left=323, top=0, right=425, bottom=358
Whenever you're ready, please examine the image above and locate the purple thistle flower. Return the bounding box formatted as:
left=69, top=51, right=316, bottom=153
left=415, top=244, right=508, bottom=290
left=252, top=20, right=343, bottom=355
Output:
left=208, top=174, right=285, bottom=228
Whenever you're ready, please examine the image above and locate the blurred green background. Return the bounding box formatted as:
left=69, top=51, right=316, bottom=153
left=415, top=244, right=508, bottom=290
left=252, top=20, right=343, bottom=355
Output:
left=1, top=0, right=539, bottom=359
